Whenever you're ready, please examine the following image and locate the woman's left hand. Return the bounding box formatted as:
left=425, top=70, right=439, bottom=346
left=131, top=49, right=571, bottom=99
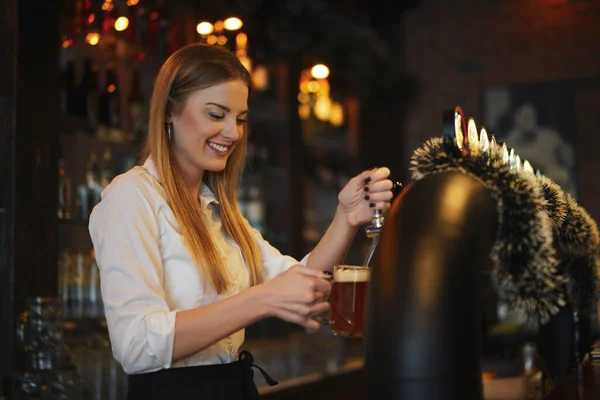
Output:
left=338, top=167, right=393, bottom=228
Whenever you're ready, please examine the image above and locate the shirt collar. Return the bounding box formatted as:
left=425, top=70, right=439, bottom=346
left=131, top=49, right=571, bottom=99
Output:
left=142, top=158, right=219, bottom=210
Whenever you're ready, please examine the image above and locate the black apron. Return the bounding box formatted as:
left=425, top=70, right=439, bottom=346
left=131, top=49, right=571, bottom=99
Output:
left=126, top=351, right=278, bottom=400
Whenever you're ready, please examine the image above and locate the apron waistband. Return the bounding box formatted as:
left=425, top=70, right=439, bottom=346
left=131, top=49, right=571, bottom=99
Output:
left=128, top=350, right=278, bottom=388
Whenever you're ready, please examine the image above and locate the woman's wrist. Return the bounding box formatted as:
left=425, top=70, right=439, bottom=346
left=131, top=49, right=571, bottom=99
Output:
left=247, top=282, right=274, bottom=319
left=336, top=204, right=362, bottom=230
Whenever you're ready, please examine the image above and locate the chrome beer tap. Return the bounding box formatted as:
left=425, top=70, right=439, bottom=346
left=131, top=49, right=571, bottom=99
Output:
left=363, top=182, right=403, bottom=267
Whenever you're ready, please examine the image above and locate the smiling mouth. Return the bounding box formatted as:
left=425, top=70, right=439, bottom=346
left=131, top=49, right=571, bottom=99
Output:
left=207, top=141, right=230, bottom=153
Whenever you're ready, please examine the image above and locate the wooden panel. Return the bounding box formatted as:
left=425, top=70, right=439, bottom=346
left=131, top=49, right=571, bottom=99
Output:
left=0, top=0, right=17, bottom=394
left=0, top=0, right=61, bottom=393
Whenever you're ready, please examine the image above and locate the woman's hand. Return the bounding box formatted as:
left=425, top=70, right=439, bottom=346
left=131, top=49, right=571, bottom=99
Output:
left=338, top=167, right=393, bottom=227
left=260, top=265, right=331, bottom=330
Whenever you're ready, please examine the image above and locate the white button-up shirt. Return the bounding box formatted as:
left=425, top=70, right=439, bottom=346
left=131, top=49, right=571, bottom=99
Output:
left=89, top=158, right=309, bottom=374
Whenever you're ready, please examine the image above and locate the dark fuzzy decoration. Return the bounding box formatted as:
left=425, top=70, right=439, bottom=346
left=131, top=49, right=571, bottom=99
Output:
left=538, top=176, right=568, bottom=232
left=555, top=193, right=600, bottom=301
left=410, top=137, right=565, bottom=324
left=557, top=194, right=600, bottom=256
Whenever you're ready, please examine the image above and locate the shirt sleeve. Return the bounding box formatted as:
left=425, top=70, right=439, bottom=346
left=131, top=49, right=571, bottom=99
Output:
left=89, top=173, right=178, bottom=374
left=244, top=220, right=311, bottom=279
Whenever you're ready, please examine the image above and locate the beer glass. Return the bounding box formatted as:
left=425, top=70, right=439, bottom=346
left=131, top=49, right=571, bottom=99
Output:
left=329, top=265, right=370, bottom=338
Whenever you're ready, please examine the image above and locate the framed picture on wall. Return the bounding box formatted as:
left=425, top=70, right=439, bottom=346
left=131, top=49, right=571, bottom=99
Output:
left=482, top=81, right=579, bottom=197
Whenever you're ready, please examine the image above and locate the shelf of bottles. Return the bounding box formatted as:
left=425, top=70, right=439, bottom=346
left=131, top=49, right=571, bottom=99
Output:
left=297, top=65, right=362, bottom=257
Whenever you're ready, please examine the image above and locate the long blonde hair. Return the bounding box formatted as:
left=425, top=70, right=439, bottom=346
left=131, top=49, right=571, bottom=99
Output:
left=143, top=44, right=264, bottom=294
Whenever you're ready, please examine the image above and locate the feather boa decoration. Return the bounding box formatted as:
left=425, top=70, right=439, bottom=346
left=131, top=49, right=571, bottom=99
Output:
left=538, top=175, right=599, bottom=303
left=410, top=137, right=565, bottom=324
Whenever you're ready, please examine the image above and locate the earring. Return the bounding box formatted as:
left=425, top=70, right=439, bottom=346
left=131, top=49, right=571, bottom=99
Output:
left=166, top=123, right=172, bottom=142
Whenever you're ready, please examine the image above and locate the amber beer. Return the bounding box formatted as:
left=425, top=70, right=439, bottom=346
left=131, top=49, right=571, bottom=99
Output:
left=329, top=265, right=370, bottom=338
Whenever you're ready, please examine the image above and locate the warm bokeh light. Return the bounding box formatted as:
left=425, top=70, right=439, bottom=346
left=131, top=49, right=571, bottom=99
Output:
left=62, top=38, right=74, bottom=48
left=317, top=79, right=330, bottom=95
left=107, top=84, right=116, bottom=93
left=307, top=81, right=320, bottom=93
left=114, top=17, right=129, bottom=31
left=87, top=13, right=95, bottom=25
left=329, top=102, right=344, bottom=127
left=196, top=21, right=214, bottom=35
left=298, top=93, right=310, bottom=104
left=314, top=96, right=332, bottom=121
left=299, top=81, right=310, bottom=93
left=217, top=35, right=228, bottom=45
left=236, top=32, right=248, bottom=47
left=224, top=17, right=243, bottom=31
left=214, top=20, right=224, bottom=32
left=252, top=65, right=269, bottom=91
left=298, top=104, right=311, bottom=120
left=127, top=0, right=139, bottom=5
left=310, top=64, right=330, bottom=79
left=86, top=32, right=100, bottom=45
left=207, top=35, right=218, bottom=45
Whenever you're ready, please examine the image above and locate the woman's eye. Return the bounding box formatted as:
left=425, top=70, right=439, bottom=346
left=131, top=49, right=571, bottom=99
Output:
left=236, top=118, right=248, bottom=125
left=209, top=113, right=224, bottom=120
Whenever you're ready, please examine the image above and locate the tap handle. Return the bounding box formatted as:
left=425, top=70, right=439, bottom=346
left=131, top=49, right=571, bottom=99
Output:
left=370, top=181, right=404, bottom=230
left=372, top=209, right=385, bottom=229
left=392, top=181, right=404, bottom=199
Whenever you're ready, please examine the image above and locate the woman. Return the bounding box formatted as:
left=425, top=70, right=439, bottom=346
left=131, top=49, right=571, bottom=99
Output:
left=89, top=43, right=393, bottom=399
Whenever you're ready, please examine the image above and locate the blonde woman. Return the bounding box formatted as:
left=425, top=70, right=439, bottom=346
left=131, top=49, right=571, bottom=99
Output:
left=89, top=43, right=393, bottom=400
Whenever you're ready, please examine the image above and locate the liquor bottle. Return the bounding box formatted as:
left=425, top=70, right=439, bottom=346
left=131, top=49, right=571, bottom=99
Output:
left=100, top=148, right=113, bottom=187
left=108, top=67, right=124, bottom=140
left=127, top=68, right=147, bottom=143
left=246, top=184, right=265, bottom=234
left=99, top=66, right=124, bottom=141
left=83, top=58, right=100, bottom=126
left=77, top=58, right=92, bottom=118
left=85, top=152, right=100, bottom=218
left=88, top=250, right=102, bottom=318
left=63, top=60, right=78, bottom=116
left=57, top=144, right=72, bottom=220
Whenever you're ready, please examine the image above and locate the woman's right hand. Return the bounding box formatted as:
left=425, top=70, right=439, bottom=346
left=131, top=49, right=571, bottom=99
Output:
left=260, top=265, right=332, bottom=330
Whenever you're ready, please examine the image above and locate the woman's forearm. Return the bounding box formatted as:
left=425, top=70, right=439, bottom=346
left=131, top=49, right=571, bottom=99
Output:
left=306, top=205, right=359, bottom=272
left=172, top=284, right=270, bottom=362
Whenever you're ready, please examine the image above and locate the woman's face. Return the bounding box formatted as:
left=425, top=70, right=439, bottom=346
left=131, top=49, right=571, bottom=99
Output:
left=170, top=79, right=248, bottom=178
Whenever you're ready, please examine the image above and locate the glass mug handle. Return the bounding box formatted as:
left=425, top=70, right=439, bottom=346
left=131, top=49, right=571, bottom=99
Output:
left=312, top=272, right=333, bottom=325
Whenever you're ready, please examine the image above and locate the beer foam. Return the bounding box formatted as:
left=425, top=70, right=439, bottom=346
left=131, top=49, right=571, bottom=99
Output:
left=334, top=267, right=370, bottom=282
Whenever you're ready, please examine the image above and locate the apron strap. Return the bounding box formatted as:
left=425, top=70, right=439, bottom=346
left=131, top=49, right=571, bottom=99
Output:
left=239, top=350, right=278, bottom=386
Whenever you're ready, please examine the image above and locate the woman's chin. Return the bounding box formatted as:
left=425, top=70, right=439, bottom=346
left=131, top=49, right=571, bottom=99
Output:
left=204, top=159, right=228, bottom=172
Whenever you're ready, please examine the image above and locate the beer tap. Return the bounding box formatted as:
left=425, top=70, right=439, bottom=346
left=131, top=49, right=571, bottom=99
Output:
left=363, top=182, right=404, bottom=267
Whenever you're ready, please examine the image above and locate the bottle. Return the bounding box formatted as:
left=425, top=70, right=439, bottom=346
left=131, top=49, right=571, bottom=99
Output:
left=127, top=68, right=146, bottom=143
left=99, top=66, right=123, bottom=142
left=57, top=147, right=72, bottom=220
left=246, top=184, right=265, bottom=234
left=88, top=250, right=101, bottom=318
left=100, top=148, right=113, bottom=187
left=63, top=60, right=78, bottom=116
left=85, top=152, right=99, bottom=218
left=76, top=58, right=93, bottom=120
left=84, top=58, right=100, bottom=126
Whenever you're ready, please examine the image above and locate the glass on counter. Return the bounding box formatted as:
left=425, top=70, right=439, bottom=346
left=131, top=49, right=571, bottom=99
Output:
left=58, top=249, right=103, bottom=321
